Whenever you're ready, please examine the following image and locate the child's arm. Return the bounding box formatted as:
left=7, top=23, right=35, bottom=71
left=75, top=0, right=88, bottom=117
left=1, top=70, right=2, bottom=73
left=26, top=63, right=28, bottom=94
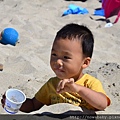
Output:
left=20, top=97, right=44, bottom=113
left=57, top=78, right=108, bottom=110
left=1, top=94, right=44, bottom=113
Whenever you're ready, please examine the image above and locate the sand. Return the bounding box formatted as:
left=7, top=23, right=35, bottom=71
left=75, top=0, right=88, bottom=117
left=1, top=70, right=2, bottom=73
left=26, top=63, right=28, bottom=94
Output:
left=0, top=0, right=120, bottom=116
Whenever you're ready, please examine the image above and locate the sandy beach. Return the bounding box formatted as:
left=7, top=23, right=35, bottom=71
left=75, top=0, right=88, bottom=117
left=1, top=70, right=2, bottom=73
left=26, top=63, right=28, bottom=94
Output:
left=0, top=0, right=120, bottom=116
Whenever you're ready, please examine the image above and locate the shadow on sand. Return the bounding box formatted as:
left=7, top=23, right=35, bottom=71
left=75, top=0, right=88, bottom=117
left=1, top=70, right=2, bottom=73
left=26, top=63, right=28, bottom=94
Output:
left=34, top=108, right=97, bottom=120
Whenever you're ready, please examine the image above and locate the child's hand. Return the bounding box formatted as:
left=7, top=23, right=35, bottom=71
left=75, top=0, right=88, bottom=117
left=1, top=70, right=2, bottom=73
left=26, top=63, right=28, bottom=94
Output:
left=56, top=78, right=79, bottom=93
left=1, top=94, right=6, bottom=108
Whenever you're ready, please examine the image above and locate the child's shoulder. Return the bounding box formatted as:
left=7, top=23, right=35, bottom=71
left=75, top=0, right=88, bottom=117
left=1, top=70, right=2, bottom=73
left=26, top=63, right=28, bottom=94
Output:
left=76, top=74, right=103, bottom=89
left=83, top=73, right=102, bottom=85
left=82, top=73, right=99, bottom=80
left=78, top=73, right=101, bottom=84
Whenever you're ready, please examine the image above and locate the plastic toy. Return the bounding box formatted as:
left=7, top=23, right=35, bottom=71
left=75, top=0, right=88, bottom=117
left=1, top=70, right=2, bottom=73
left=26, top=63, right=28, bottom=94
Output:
left=62, top=4, right=89, bottom=16
left=0, top=28, right=19, bottom=46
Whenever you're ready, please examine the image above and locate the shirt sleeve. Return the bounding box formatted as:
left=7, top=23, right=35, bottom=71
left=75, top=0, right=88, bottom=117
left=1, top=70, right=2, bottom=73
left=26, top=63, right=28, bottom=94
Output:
left=90, top=79, right=106, bottom=93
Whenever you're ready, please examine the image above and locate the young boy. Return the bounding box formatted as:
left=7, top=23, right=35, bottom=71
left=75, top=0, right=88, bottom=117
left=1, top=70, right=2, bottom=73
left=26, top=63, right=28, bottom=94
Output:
left=2, top=23, right=110, bottom=113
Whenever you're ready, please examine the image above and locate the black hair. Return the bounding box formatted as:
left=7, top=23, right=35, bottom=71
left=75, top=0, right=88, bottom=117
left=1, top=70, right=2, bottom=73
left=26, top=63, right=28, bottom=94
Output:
left=54, top=23, right=94, bottom=58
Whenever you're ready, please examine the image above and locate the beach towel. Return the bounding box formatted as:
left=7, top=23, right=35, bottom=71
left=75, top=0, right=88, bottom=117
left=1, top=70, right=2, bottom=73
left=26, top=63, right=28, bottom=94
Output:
left=102, top=0, right=120, bottom=23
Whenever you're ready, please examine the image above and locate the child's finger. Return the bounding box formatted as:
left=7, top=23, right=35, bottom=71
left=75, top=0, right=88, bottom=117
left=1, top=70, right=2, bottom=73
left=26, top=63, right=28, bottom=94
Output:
left=60, top=79, right=68, bottom=89
left=57, top=79, right=68, bottom=92
left=69, top=78, right=74, bottom=83
left=1, top=94, right=6, bottom=108
left=56, top=80, right=63, bottom=92
left=56, top=78, right=75, bottom=93
left=2, top=94, right=6, bottom=99
left=1, top=99, right=4, bottom=107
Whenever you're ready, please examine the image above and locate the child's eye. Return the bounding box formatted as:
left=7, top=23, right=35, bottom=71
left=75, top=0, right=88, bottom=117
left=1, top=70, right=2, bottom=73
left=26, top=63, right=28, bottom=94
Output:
left=64, top=56, right=70, bottom=59
left=52, top=53, right=57, bottom=56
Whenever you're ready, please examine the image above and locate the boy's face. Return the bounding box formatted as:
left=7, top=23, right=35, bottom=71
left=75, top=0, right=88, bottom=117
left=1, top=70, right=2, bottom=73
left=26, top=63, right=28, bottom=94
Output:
left=50, top=38, right=88, bottom=80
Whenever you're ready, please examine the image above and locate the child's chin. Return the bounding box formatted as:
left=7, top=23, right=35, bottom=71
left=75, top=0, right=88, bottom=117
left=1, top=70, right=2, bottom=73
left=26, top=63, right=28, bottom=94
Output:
left=57, top=76, right=64, bottom=79
left=57, top=75, right=69, bottom=80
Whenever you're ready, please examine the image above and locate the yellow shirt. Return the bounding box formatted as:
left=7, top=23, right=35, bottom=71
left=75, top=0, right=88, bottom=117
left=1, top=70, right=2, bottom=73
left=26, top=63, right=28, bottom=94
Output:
left=35, top=74, right=110, bottom=110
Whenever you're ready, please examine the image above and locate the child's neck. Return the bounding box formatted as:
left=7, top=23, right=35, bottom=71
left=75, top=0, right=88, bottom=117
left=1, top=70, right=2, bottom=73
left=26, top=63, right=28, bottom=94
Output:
left=74, top=72, right=84, bottom=82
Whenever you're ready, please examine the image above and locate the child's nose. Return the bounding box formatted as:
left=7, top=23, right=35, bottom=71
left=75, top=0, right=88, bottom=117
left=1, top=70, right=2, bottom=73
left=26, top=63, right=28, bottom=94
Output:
left=56, top=59, right=63, bottom=66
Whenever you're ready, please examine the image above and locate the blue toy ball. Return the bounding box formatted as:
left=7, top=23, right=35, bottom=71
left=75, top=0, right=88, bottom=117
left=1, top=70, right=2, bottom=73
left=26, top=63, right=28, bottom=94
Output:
left=0, top=28, right=19, bottom=46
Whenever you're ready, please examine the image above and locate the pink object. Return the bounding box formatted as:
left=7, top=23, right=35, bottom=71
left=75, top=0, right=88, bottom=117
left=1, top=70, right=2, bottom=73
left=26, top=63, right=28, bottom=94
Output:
left=102, top=0, right=120, bottom=23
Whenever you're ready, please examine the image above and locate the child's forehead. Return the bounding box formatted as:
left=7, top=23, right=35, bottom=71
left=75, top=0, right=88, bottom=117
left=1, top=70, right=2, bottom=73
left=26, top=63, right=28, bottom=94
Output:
left=54, top=38, right=82, bottom=45
left=53, top=38, right=82, bottom=49
left=52, top=38, right=83, bottom=55
left=55, top=37, right=81, bottom=42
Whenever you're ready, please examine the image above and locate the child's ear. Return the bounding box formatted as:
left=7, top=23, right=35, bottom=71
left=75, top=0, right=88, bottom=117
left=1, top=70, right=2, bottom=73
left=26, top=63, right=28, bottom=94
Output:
left=82, top=57, right=91, bottom=69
